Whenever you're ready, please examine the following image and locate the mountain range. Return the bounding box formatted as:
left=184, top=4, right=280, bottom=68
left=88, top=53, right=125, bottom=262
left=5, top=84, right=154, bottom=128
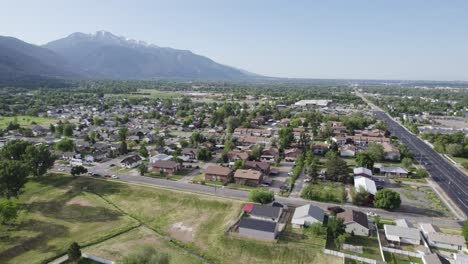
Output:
left=0, top=31, right=253, bottom=85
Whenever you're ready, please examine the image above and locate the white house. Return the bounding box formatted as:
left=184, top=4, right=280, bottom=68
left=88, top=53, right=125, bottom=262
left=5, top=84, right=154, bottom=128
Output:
left=354, top=176, right=377, bottom=195
left=291, top=204, right=325, bottom=228
left=150, top=153, right=172, bottom=164
left=427, top=232, right=466, bottom=252
left=339, top=145, right=356, bottom=157
left=353, top=167, right=373, bottom=177
left=384, top=225, right=421, bottom=245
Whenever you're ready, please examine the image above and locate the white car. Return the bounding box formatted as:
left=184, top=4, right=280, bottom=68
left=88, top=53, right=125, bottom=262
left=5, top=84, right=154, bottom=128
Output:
left=304, top=178, right=311, bottom=183
left=366, top=212, right=378, bottom=217
left=111, top=175, right=119, bottom=179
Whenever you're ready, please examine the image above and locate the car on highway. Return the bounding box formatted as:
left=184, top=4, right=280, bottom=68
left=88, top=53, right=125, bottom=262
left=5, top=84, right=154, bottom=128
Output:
left=104, top=175, right=112, bottom=178
left=111, top=175, right=119, bottom=179
left=109, top=164, right=115, bottom=167
left=92, top=173, right=101, bottom=177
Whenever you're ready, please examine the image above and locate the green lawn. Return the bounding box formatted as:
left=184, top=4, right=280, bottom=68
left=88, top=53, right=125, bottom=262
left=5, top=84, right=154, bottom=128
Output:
left=301, top=181, right=346, bottom=203
left=423, top=189, right=451, bottom=216
left=383, top=251, right=422, bottom=264
left=327, top=234, right=382, bottom=261
left=0, top=115, right=56, bottom=129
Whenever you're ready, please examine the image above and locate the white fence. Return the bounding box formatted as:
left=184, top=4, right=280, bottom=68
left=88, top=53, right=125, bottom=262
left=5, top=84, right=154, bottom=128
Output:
left=381, top=247, right=422, bottom=258
left=324, top=249, right=386, bottom=264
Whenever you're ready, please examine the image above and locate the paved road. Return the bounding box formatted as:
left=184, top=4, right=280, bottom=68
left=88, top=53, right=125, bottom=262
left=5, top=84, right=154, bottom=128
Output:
left=374, top=111, right=468, bottom=218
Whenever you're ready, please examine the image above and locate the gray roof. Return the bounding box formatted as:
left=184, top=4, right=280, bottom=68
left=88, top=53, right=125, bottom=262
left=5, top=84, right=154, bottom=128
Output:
left=427, top=232, right=465, bottom=246
left=292, top=204, right=325, bottom=222
left=250, top=204, right=282, bottom=219
left=384, top=224, right=421, bottom=240
left=395, top=219, right=413, bottom=228
left=239, top=218, right=277, bottom=233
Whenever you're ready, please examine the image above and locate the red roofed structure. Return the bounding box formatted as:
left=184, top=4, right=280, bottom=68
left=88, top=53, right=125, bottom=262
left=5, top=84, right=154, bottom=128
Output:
left=243, top=203, right=254, bottom=213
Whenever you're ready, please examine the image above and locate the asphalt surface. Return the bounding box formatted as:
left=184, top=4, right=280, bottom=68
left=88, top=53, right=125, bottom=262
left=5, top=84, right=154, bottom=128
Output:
left=374, top=111, right=468, bottom=217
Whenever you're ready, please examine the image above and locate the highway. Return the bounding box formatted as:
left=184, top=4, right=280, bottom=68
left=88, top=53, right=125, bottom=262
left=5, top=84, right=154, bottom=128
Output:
left=374, top=111, right=468, bottom=218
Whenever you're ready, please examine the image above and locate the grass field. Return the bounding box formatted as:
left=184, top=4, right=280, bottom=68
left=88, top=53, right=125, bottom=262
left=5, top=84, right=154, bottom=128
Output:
left=0, top=115, right=55, bottom=129
left=0, top=174, right=139, bottom=264
left=301, top=181, right=346, bottom=203
left=0, top=174, right=341, bottom=264
left=383, top=251, right=422, bottom=264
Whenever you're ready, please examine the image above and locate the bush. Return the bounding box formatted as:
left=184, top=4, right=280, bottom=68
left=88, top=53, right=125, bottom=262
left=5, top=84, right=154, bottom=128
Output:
left=67, top=242, right=81, bottom=261
left=374, top=189, right=401, bottom=210
left=248, top=189, right=274, bottom=204
left=305, top=222, right=326, bottom=236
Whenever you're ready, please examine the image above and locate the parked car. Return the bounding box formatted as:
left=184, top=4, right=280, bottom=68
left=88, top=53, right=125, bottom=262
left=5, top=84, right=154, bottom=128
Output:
left=111, top=175, right=119, bottom=179
left=327, top=206, right=344, bottom=215
left=366, top=212, right=378, bottom=217
left=109, top=164, right=115, bottom=167
left=304, top=178, right=311, bottom=183
left=92, top=173, right=101, bottom=177
left=260, top=183, right=270, bottom=187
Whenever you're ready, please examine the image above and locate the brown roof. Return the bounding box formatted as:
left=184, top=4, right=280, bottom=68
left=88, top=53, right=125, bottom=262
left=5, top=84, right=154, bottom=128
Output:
left=228, top=150, right=249, bottom=160
left=152, top=160, right=178, bottom=169
left=205, top=165, right=233, bottom=176
left=337, top=210, right=369, bottom=229
left=234, top=169, right=262, bottom=180
left=244, top=160, right=270, bottom=172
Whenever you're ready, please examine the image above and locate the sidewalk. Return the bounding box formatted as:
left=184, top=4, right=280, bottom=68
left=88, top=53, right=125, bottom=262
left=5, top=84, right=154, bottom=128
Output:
left=426, top=178, right=466, bottom=220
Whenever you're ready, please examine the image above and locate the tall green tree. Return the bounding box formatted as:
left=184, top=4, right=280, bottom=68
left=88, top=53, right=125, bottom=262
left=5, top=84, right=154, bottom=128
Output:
left=24, top=144, right=56, bottom=177
left=0, top=160, right=29, bottom=199
left=367, top=143, right=385, bottom=162
left=355, top=152, right=374, bottom=169
left=67, top=242, right=82, bottom=261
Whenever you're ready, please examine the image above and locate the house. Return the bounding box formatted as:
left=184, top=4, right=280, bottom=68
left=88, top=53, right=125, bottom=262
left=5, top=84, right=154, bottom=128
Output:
left=312, top=142, right=329, bottom=155
left=374, top=165, right=408, bottom=177
left=291, top=204, right=325, bottom=228
left=151, top=160, right=180, bottom=175
left=238, top=218, right=278, bottom=241
left=382, top=142, right=401, bottom=161
left=181, top=148, right=197, bottom=160
left=284, top=148, right=303, bottom=162
left=244, top=160, right=271, bottom=175
left=204, top=165, right=233, bottom=183
left=339, top=145, right=356, bottom=157
left=120, top=155, right=142, bottom=168
left=248, top=204, right=283, bottom=222
left=234, top=169, right=263, bottom=186
left=427, top=232, right=466, bottom=251
left=260, top=147, right=279, bottom=163
left=419, top=223, right=439, bottom=239
left=384, top=224, right=421, bottom=245
left=150, top=153, right=173, bottom=163
left=354, top=176, right=377, bottom=195
left=30, top=125, right=49, bottom=137
left=337, top=210, right=370, bottom=236
left=353, top=167, right=373, bottom=178
left=454, top=254, right=468, bottom=264
left=227, top=150, right=249, bottom=163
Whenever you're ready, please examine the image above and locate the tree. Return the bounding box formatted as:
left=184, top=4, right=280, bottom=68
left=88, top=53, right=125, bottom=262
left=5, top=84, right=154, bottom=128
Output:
left=232, top=160, right=244, bottom=170
left=120, top=246, right=170, bottom=264
left=24, top=144, right=56, bottom=177
left=196, top=148, right=212, bottom=161
left=118, top=127, right=129, bottom=141
left=0, top=139, right=31, bottom=160
left=352, top=186, right=369, bottom=206
left=446, top=144, right=463, bottom=157
left=54, top=138, right=75, bottom=152
left=128, top=141, right=138, bottom=150
left=63, top=124, right=74, bottom=137
left=138, top=164, right=148, bottom=176
left=327, top=217, right=346, bottom=240
left=325, top=155, right=349, bottom=182
left=401, top=157, right=413, bottom=169
left=249, top=145, right=264, bottom=161
left=0, top=198, right=19, bottom=224
left=306, top=222, right=326, bottom=236
left=0, top=160, right=29, bottom=199
left=374, top=189, right=401, bottom=210
left=139, top=146, right=149, bottom=158
left=413, top=169, right=428, bottom=178
left=248, top=189, right=274, bottom=204
left=67, top=242, right=81, bottom=261
left=119, top=141, right=128, bottom=155
left=367, top=143, right=385, bottom=162
left=71, top=166, right=88, bottom=177
left=355, top=152, right=374, bottom=169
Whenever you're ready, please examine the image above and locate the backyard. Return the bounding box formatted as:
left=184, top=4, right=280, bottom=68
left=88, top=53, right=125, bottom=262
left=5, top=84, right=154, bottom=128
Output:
left=301, top=181, right=347, bottom=203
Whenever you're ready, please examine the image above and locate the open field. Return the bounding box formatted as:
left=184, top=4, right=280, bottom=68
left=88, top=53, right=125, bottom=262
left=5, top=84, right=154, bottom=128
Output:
left=0, top=174, right=139, bottom=264
left=0, top=174, right=341, bottom=264
left=0, top=115, right=56, bottom=129
left=85, top=226, right=202, bottom=264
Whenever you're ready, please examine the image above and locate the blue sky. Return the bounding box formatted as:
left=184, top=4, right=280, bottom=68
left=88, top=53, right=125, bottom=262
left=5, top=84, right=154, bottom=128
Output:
left=1, top=0, right=468, bottom=80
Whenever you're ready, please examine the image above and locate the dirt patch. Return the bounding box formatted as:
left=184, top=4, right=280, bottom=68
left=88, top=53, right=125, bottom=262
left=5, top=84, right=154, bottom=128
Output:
left=66, top=196, right=93, bottom=207
left=168, top=222, right=195, bottom=242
